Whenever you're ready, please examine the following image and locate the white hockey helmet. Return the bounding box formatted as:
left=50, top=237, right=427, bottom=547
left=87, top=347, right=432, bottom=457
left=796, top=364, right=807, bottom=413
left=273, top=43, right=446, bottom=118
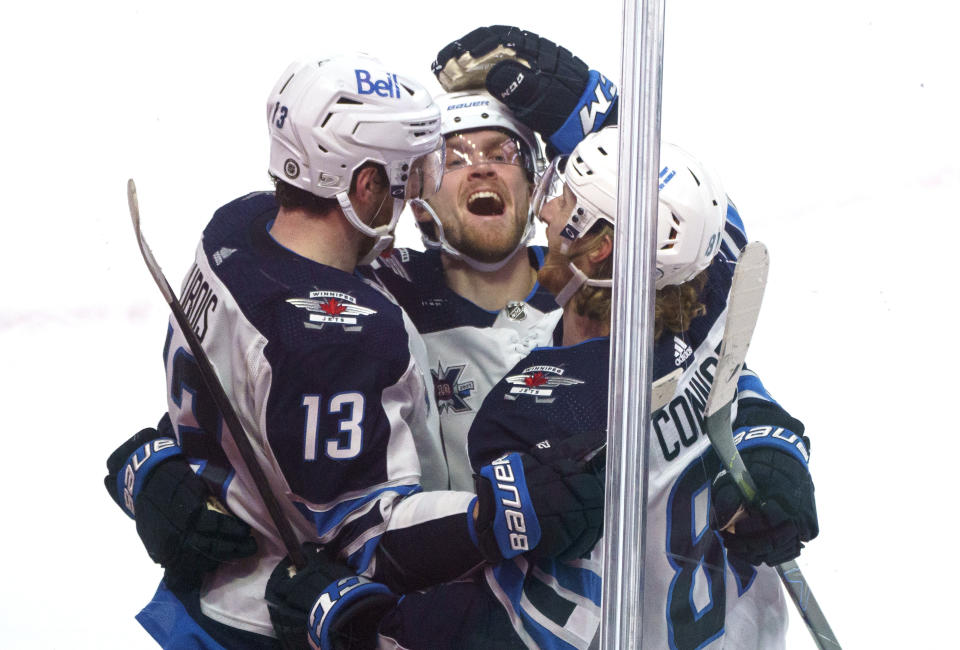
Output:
left=532, top=126, right=618, bottom=305
left=437, top=90, right=544, bottom=177
left=412, top=90, right=546, bottom=272
left=655, top=143, right=727, bottom=289
left=533, top=127, right=728, bottom=305
left=267, top=55, right=444, bottom=264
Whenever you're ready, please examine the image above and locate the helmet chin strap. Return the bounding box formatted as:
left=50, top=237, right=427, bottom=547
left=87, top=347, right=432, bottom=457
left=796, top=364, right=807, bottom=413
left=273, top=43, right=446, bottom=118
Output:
left=410, top=198, right=534, bottom=273
left=337, top=191, right=400, bottom=266
left=554, top=261, right=612, bottom=307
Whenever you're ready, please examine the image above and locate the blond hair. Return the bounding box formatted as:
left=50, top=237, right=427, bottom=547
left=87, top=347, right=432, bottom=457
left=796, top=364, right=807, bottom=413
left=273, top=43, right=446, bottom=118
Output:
left=562, top=224, right=709, bottom=340
left=567, top=225, right=709, bottom=339
left=569, top=224, right=615, bottom=323
left=653, top=270, right=709, bottom=340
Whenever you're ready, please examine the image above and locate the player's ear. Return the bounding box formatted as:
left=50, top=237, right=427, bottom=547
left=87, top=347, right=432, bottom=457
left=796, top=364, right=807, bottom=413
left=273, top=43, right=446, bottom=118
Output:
left=352, top=166, right=388, bottom=209
left=587, top=233, right=613, bottom=265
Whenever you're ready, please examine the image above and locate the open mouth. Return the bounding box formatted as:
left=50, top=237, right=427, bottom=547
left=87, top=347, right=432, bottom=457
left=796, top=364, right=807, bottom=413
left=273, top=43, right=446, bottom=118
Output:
left=466, top=191, right=505, bottom=216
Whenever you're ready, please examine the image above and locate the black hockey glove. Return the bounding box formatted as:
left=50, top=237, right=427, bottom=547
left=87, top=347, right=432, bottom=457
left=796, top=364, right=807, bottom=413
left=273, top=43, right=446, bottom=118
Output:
left=266, top=543, right=399, bottom=650
left=474, top=451, right=604, bottom=562
left=433, top=25, right=618, bottom=156
left=710, top=426, right=819, bottom=567
left=104, top=414, right=257, bottom=589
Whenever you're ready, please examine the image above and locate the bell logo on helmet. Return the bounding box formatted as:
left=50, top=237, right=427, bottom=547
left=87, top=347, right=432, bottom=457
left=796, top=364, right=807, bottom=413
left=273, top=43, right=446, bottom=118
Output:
left=355, top=69, right=402, bottom=99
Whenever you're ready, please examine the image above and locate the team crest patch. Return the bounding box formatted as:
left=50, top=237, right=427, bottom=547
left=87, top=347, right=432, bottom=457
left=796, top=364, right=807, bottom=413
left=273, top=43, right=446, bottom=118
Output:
left=432, top=361, right=475, bottom=414
left=504, top=365, right=584, bottom=403
left=286, top=290, right=377, bottom=332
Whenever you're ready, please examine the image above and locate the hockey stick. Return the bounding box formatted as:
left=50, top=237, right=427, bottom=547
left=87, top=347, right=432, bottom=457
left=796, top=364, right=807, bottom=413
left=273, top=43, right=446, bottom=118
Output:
left=127, top=179, right=307, bottom=570
left=703, top=241, right=840, bottom=649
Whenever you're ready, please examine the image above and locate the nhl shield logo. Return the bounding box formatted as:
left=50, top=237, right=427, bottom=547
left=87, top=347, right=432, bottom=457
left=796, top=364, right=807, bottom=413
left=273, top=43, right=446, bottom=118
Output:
left=505, top=301, right=527, bottom=321
left=504, top=364, right=584, bottom=403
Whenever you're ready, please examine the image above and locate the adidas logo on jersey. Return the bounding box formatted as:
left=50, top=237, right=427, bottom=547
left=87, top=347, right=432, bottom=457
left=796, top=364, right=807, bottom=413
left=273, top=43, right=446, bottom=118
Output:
left=673, top=336, right=693, bottom=366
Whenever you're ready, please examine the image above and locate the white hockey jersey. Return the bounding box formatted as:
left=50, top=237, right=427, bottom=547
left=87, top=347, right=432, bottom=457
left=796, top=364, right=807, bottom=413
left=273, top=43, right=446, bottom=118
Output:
left=370, top=246, right=563, bottom=491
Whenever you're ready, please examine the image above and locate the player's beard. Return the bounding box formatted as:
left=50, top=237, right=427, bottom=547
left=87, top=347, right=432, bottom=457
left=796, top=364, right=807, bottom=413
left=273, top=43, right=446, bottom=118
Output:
left=450, top=208, right=528, bottom=264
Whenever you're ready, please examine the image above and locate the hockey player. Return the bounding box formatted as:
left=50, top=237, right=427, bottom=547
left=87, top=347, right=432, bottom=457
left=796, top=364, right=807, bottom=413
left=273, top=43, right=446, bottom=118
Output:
left=366, top=26, right=619, bottom=492
left=463, top=128, right=820, bottom=649
left=104, top=54, right=604, bottom=649
left=367, top=89, right=559, bottom=492
left=263, top=128, right=820, bottom=649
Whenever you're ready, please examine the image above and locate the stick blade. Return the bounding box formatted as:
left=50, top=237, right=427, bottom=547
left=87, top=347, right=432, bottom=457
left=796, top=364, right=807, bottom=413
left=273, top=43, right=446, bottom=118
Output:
left=704, top=241, right=769, bottom=417
left=127, top=178, right=140, bottom=225
left=127, top=179, right=176, bottom=304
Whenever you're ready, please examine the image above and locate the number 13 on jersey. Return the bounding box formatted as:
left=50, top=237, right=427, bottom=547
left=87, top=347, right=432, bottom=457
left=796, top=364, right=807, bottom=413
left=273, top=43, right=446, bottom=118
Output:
left=301, top=393, right=366, bottom=460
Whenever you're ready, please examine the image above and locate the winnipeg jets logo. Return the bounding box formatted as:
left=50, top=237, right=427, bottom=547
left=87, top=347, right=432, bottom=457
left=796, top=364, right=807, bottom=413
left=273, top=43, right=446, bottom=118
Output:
left=504, top=365, right=584, bottom=403
left=287, top=290, right=377, bottom=332
left=431, top=361, right=475, bottom=414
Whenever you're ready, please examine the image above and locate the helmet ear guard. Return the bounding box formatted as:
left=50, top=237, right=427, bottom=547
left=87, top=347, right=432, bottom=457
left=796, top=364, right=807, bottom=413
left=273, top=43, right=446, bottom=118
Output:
left=266, top=54, right=444, bottom=265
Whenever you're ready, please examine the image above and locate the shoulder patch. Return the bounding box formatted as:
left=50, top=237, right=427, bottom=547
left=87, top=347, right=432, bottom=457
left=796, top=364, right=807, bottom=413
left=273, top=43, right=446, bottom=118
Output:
left=503, top=365, right=585, bottom=404
left=286, top=290, right=378, bottom=332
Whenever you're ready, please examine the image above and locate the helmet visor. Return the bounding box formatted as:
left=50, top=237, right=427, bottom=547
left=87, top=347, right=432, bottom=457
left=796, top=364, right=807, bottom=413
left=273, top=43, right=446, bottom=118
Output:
left=403, top=144, right=445, bottom=201
left=443, top=130, right=530, bottom=174
left=531, top=156, right=568, bottom=219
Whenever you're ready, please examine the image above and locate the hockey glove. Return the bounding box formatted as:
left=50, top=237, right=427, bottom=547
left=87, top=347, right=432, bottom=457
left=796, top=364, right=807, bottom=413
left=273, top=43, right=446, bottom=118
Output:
left=433, top=25, right=618, bottom=155
left=710, top=426, right=819, bottom=567
left=473, top=451, right=604, bottom=562
left=104, top=415, right=257, bottom=589
left=266, top=543, right=399, bottom=650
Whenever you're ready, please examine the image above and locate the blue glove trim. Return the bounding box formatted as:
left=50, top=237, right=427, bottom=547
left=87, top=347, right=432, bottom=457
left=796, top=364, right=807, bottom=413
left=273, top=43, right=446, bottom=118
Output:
left=548, top=70, right=618, bottom=154
left=116, top=438, right=181, bottom=519
left=308, top=576, right=395, bottom=650
left=479, top=453, right=543, bottom=559
left=736, top=370, right=782, bottom=405
left=466, top=496, right=480, bottom=548
left=732, top=426, right=810, bottom=469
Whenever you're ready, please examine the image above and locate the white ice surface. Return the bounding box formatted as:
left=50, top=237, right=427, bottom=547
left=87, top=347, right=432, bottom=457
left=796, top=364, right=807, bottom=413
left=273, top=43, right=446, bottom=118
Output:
left=2, top=1, right=958, bottom=647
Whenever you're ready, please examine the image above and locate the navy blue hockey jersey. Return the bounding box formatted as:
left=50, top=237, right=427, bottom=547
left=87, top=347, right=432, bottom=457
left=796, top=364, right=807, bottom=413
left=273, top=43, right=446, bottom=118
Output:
left=464, top=207, right=793, bottom=650
left=162, top=192, right=477, bottom=636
